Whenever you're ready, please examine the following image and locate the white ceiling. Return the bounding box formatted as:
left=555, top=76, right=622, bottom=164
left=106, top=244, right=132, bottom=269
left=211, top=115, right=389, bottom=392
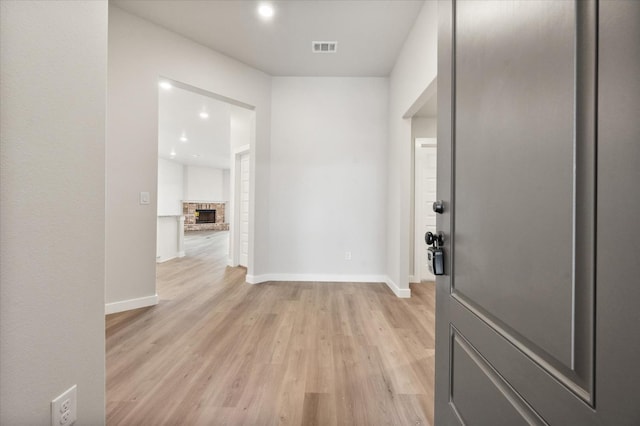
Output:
left=111, top=0, right=425, bottom=77
left=158, top=84, right=232, bottom=169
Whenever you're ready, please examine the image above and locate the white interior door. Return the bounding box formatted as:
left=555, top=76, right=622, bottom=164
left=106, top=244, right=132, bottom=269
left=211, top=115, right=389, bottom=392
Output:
left=239, top=153, right=249, bottom=267
left=414, top=140, right=437, bottom=281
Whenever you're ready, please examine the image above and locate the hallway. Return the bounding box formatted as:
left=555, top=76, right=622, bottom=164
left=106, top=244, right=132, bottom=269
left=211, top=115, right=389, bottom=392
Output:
left=106, top=231, right=436, bottom=425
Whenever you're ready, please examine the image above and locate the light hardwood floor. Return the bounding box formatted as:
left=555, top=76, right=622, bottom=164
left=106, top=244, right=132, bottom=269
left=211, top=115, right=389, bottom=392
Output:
left=106, top=231, right=436, bottom=425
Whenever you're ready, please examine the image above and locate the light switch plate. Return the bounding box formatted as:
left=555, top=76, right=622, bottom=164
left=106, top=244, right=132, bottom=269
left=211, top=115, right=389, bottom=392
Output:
left=139, top=191, right=150, bottom=205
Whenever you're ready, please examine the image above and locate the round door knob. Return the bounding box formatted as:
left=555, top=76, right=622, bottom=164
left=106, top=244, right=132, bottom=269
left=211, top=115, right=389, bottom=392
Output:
left=425, top=231, right=434, bottom=245
left=433, top=200, right=444, bottom=214
left=425, top=231, right=444, bottom=246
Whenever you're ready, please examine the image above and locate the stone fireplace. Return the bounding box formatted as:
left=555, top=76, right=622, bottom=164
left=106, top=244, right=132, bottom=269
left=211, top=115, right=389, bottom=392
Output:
left=196, top=209, right=216, bottom=224
left=183, top=202, right=229, bottom=231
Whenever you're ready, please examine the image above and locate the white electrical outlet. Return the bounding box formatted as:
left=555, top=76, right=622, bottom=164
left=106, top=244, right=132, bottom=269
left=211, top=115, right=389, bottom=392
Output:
left=345, top=251, right=352, bottom=261
left=51, top=385, right=77, bottom=426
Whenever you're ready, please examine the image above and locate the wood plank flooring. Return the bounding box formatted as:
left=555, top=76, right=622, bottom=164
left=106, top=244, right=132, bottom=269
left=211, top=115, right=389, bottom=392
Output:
left=106, top=231, right=436, bottom=425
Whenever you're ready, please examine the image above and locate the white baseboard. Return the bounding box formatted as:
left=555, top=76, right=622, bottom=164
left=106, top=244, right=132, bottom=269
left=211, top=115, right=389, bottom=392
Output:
left=247, top=273, right=411, bottom=298
left=408, top=275, right=419, bottom=284
left=105, top=294, right=159, bottom=315
left=156, top=253, right=178, bottom=263
left=246, top=273, right=387, bottom=285
left=384, top=277, right=412, bottom=298
left=157, top=250, right=185, bottom=263
left=245, top=274, right=260, bottom=284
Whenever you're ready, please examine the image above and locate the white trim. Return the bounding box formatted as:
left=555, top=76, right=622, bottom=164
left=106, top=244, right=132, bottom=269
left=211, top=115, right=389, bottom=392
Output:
left=384, top=277, right=412, bottom=298
left=229, top=144, right=251, bottom=269
left=233, top=144, right=250, bottom=156
left=156, top=248, right=185, bottom=263
left=408, top=275, right=420, bottom=284
left=161, top=77, right=256, bottom=111
left=246, top=274, right=412, bottom=298
left=181, top=199, right=228, bottom=203
left=105, top=294, right=159, bottom=315
left=245, top=274, right=260, bottom=284
left=156, top=254, right=178, bottom=263
left=403, top=76, right=438, bottom=119
left=246, top=274, right=387, bottom=285
left=414, top=143, right=438, bottom=284
left=415, top=137, right=437, bottom=148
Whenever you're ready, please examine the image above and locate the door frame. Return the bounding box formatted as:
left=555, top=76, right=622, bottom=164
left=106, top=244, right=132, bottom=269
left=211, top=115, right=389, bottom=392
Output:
left=406, top=78, right=438, bottom=286
left=414, top=138, right=437, bottom=283
left=229, top=144, right=250, bottom=267
left=154, top=77, right=256, bottom=288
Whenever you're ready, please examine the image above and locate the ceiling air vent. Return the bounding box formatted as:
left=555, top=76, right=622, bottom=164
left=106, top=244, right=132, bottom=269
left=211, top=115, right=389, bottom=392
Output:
left=312, top=41, right=338, bottom=53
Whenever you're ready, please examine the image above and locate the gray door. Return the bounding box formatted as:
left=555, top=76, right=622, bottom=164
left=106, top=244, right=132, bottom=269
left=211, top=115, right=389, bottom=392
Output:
left=434, top=1, right=640, bottom=424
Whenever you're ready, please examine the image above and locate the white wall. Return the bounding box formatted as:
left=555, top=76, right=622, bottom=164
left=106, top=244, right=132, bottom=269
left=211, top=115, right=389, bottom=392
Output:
left=157, top=158, right=184, bottom=264
left=265, top=77, right=388, bottom=281
left=230, top=107, right=253, bottom=150
left=0, top=1, right=107, bottom=424
left=156, top=216, right=183, bottom=262
left=223, top=169, right=231, bottom=202
left=412, top=117, right=437, bottom=138
left=157, top=157, right=184, bottom=215
left=387, top=1, right=438, bottom=296
left=183, top=165, right=227, bottom=201
left=107, top=6, right=271, bottom=307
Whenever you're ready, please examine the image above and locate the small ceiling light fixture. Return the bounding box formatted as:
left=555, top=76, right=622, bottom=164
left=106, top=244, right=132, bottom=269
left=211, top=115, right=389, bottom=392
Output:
left=170, top=150, right=177, bottom=158
left=180, top=133, right=188, bottom=142
left=159, top=81, right=172, bottom=90
left=258, top=3, right=274, bottom=19
left=199, top=111, right=209, bottom=119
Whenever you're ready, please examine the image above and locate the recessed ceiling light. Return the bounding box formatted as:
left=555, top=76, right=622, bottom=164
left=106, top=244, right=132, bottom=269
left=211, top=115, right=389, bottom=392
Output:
left=258, top=3, right=274, bottom=19
left=159, top=81, right=172, bottom=90
left=180, top=135, right=188, bottom=142
left=170, top=150, right=176, bottom=157
left=199, top=111, right=209, bottom=119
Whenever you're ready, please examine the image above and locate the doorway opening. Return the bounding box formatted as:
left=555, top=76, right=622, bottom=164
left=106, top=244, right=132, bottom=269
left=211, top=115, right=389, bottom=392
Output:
left=155, top=78, right=255, bottom=289
left=408, top=79, right=438, bottom=285
left=413, top=138, right=437, bottom=282
left=230, top=145, right=250, bottom=267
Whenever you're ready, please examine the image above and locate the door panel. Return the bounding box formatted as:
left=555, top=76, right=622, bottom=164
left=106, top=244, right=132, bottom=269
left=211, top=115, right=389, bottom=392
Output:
left=446, top=298, right=596, bottom=425
left=450, top=328, right=544, bottom=425
left=450, top=0, right=595, bottom=401
left=454, top=0, right=576, bottom=369
left=434, top=0, right=640, bottom=424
